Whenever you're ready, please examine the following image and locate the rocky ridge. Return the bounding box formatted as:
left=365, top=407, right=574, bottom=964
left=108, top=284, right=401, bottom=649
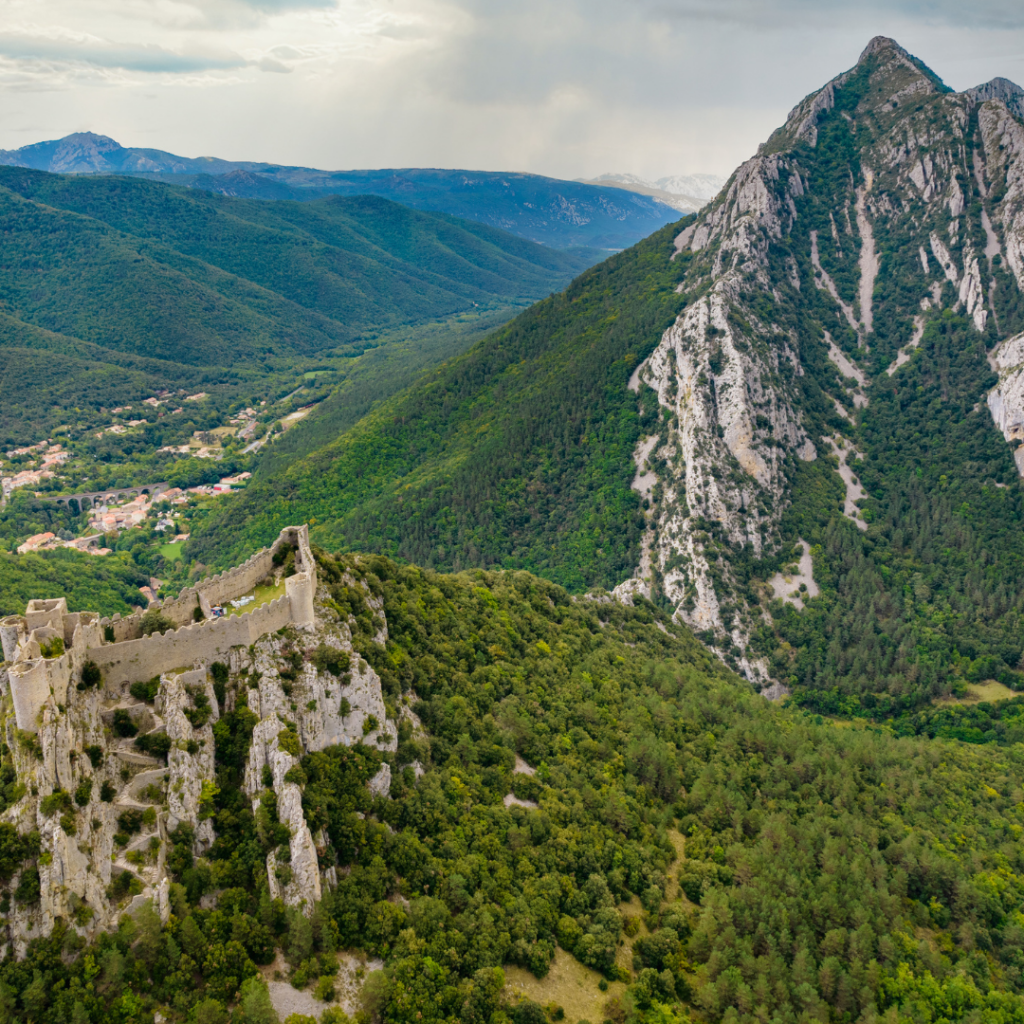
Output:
left=614, top=36, right=1024, bottom=684
left=0, top=551, right=398, bottom=957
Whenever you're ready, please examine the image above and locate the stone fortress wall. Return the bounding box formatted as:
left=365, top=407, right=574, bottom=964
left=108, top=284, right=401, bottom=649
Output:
left=0, top=526, right=317, bottom=728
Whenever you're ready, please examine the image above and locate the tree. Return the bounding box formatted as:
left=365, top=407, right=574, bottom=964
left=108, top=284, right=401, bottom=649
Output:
left=237, top=977, right=279, bottom=1024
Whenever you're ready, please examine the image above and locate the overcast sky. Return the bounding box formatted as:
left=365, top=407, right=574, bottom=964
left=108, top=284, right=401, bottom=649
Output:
left=0, top=0, right=1023, bottom=180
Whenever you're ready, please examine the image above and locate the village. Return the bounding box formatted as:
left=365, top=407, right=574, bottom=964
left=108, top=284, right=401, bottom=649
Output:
left=0, top=387, right=282, bottom=565
left=13, top=471, right=252, bottom=557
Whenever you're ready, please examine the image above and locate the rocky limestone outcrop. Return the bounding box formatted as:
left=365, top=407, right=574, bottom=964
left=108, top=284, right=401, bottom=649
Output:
left=238, top=573, right=397, bottom=912
left=615, top=35, right=1024, bottom=682
left=0, top=544, right=399, bottom=955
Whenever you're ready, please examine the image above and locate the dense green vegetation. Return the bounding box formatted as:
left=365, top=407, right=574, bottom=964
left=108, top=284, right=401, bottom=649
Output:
left=5, top=553, right=1024, bottom=1024
left=0, top=167, right=596, bottom=440
left=0, top=547, right=149, bottom=617
left=0, top=168, right=597, bottom=364
left=765, top=312, right=1024, bottom=708
left=190, top=220, right=692, bottom=589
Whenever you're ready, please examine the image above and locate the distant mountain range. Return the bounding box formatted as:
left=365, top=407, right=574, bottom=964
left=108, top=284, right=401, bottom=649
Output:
left=576, top=172, right=727, bottom=213
left=0, top=133, right=682, bottom=250
left=0, top=166, right=602, bottom=439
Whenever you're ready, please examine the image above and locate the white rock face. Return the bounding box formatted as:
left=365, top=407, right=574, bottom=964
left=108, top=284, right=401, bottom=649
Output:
left=367, top=764, right=391, bottom=799
left=240, top=574, right=399, bottom=911
left=988, top=333, right=1024, bottom=468
left=617, top=146, right=813, bottom=676
left=616, top=35, right=1024, bottom=684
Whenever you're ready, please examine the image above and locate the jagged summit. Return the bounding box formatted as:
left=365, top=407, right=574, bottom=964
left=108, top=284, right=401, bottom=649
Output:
left=766, top=36, right=946, bottom=152
left=857, top=35, right=907, bottom=63
left=966, top=76, right=1024, bottom=120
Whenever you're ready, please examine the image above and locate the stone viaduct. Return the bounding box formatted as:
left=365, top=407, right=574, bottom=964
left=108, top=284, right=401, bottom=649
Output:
left=40, top=483, right=171, bottom=511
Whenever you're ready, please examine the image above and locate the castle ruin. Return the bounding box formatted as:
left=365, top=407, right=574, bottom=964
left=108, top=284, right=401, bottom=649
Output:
left=0, top=525, right=317, bottom=730
left=0, top=525, right=397, bottom=956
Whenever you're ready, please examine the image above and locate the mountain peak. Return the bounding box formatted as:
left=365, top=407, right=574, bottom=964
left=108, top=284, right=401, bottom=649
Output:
left=965, top=77, right=1024, bottom=120
left=858, top=35, right=908, bottom=64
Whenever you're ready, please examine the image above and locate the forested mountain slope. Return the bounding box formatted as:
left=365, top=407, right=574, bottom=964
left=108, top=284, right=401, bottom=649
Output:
left=0, top=169, right=597, bottom=436
left=4, top=552, right=1024, bottom=1024
left=0, top=132, right=680, bottom=249
left=0, top=168, right=596, bottom=365
left=188, top=220, right=689, bottom=587
left=192, top=38, right=1024, bottom=710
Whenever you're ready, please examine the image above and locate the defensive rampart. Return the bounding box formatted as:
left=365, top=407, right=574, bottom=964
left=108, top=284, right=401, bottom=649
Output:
left=5, top=525, right=317, bottom=718
left=87, top=594, right=295, bottom=688
left=100, top=527, right=307, bottom=640
left=89, top=525, right=316, bottom=688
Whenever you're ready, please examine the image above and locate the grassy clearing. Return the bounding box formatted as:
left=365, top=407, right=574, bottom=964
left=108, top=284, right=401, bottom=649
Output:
left=504, top=947, right=626, bottom=1023
left=158, top=542, right=183, bottom=561
left=935, top=680, right=1019, bottom=706
left=223, top=577, right=285, bottom=617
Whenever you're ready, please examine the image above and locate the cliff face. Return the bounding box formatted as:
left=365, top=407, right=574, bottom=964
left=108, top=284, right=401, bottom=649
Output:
left=614, top=36, right=1024, bottom=683
left=0, top=544, right=397, bottom=957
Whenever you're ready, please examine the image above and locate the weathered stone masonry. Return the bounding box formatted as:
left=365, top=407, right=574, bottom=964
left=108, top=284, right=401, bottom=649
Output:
left=1, top=525, right=317, bottom=730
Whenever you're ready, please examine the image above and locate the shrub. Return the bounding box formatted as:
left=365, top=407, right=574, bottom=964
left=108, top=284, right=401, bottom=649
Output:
left=16, top=731, right=42, bottom=760
left=106, top=869, right=141, bottom=903
left=312, top=644, right=350, bottom=678
left=0, top=824, right=40, bottom=881
left=117, top=808, right=144, bottom=835
left=314, top=976, right=336, bottom=1002
left=211, top=661, right=229, bottom=706
left=14, top=866, right=40, bottom=905
left=38, top=636, right=64, bottom=659
left=185, top=690, right=212, bottom=728
left=140, top=609, right=174, bottom=636
left=78, top=660, right=102, bottom=690
left=100, top=781, right=116, bottom=802
left=112, top=709, right=138, bottom=737
left=129, top=677, right=160, bottom=703
left=277, top=729, right=301, bottom=757
left=135, top=731, right=172, bottom=760
left=74, top=779, right=93, bottom=807
left=40, top=789, right=73, bottom=817
left=85, top=745, right=104, bottom=768
left=362, top=715, right=379, bottom=736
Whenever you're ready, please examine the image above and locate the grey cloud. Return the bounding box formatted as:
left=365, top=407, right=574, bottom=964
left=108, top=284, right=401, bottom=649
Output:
left=374, top=23, right=431, bottom=41
left=258, top=56, right=293, bottom=72
left=226, top=0, right=337, bottom=9
left=0, top=33, right=247, bottom=73
left=641, top=0, right=1024, bottom=29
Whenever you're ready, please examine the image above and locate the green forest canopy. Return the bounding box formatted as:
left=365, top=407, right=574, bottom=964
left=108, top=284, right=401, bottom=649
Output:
left=4, top=552, right=1024, bottom=1024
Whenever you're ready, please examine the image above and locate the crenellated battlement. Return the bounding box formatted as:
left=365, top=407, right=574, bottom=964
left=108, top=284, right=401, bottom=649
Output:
left=5, top=526, right=318, bottom=725
left=98, top=530, right=299, bottom=638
